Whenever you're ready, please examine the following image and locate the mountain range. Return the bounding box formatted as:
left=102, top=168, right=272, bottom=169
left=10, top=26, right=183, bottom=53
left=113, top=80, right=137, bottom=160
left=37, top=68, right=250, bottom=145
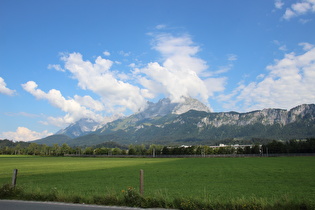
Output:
left=33, top=97, right=315, bottom=146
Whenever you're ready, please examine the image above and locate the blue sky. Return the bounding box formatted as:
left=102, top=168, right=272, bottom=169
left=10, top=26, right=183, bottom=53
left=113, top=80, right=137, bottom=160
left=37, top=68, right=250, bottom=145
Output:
left=1, top=0, right=315, bottom=141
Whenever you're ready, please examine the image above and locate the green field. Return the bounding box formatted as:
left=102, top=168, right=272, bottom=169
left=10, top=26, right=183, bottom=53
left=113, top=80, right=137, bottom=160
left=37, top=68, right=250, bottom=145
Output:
left=0, top=156, right=314, bottom=208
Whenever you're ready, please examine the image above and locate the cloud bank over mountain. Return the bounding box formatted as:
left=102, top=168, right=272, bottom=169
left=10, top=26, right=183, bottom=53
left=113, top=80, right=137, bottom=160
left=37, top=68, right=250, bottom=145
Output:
left=22, top=32, right=228, bottom=127
left=16, top=33, right=315, bottom=129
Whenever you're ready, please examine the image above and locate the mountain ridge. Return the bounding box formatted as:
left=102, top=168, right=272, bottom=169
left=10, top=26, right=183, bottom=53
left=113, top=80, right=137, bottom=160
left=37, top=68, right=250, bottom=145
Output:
left=33, top=100, right=315, bottom=146
left=55, top=96, right=211, bottom=138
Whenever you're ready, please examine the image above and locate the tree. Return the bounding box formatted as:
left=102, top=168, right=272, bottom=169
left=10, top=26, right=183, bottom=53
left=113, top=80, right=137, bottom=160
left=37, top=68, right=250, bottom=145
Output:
left=162, top=146, right=170, bottom=155
left=225, top=146, right=235, bottom=154
left=128, top=148, right=136, bottom=155
left=94, top=147, right=109, bottom=155
left=83, top=147, right=93, bottom=155
left=61, top=143, right=71, bottom=155
left=50, top=144, right=60, bottom=156
left=206, top=147, right=214, bottom=154
left=185, top=146, right=196, bottom=155
left=148, top=144, right=162, bottom=156
left=135, top=144, right=147, bottom=155
left=40, top=144, right=48, bottom=155
left=267, top=140, right=285, bottom=153
left=128, top=145, right=136, bottom=155
left=74, top=147, right=82, bottom=155
left=236, top=147, right=244, bottom=154
left=14, top=144, right=22, bottom=155
left=244, top=146, right=251, bottom=154
left=27, top=143, right=40, bottom=155
left=251, top=144, right=260, bottom=154
left=217, top=147, right=227, bottom=154
left=112, top=148, right=122, bottom=155
left=306, top=138, right=315, bottom=153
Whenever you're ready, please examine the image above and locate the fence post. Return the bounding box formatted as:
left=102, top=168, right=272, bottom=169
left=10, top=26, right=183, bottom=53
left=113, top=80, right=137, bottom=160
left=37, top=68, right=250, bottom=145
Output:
left=140, top=169, right=144, bottom=195
left=12, top=169, right=18, bottom=187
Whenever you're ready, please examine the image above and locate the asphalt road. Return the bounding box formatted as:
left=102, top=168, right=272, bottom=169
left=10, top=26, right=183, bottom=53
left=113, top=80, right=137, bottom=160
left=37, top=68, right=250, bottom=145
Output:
left=0, top=200, right=168, bottom=210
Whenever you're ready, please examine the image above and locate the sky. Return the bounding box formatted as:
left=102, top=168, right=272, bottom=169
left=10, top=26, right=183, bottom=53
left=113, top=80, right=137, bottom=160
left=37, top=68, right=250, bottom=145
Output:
left=0, top=0, right=315, bottom=142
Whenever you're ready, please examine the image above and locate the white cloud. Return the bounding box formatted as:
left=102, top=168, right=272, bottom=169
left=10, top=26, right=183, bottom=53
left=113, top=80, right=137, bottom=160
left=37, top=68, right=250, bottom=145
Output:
left=279, top=45, right=288, bottom=51
left=129, top=63, right=136, bottom=68
left=135, top=33, right=226, bottom=106
left=119, top=51, right=131, bottom=57
left=219, top=44, right=315, bottom=111
left=140, top=62, right=209, bottom=103
left=203, top=77, right=227, bottom=96
left=47, top=64, right=65, bottom=72
left=273, top=40, right=288, bottom=51
left=22, top=81, right=106, bottom=126
left=275, top=0, right=284, bottom=9
left=0, top=77, right=15, bottom=96
left=299, top=18, right=312, bottom=23
left=103, top=51, right=111, bottom=56
left=1, top=127, right=53, bottom=142
left=299, top=42, right=314, bottom=50
left=152, top=33, right=207, bottom=74
left=5, top=112, right=40, bottom=118
left=213, top=65, right=233, bottom=75
left=283, top=8, right=296, bottom=20
left=292, top=1, right=313, bottom=13
left=227, top=54, right=238, bottom=61
left=61, top=53, right=148, bottom=113
left=155, top=24, right=166, bottom=29
left=257, top=74, right=265, bottom=80
left=73, top=95, right=104, bottom=111
left=282, top=0, right=315, bottom=20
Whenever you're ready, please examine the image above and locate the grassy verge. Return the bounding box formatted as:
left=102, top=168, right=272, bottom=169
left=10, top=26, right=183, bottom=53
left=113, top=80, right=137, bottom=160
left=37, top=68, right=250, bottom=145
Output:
left=1, top=183, right=313, bottom=209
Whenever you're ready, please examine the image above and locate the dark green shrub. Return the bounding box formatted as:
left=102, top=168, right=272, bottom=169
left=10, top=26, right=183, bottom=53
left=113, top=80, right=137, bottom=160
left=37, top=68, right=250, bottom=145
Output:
left=122, top=187, right=145, bottom=207
left=0, top=184, right=22, bottom=198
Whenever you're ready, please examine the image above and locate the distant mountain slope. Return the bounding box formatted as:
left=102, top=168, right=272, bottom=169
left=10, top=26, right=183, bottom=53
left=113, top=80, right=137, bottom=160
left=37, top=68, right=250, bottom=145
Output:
left=91, top=104, right=315, bottom=145
left=34, top=101, right=315, bottom=146
left=55, top=96, right=210, bottom=138
left=56, top=118, right=100, bottom=138
left=32, top=134, right=72, bottom=146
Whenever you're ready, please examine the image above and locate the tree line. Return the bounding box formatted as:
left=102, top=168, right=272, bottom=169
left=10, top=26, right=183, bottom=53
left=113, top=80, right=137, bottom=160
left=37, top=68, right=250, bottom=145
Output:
left=0, top=138, right=314, bottom=156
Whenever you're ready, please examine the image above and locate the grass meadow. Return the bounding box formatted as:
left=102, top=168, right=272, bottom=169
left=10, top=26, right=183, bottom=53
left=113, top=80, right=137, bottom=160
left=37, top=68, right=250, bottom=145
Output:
left=0, top=155, right=314, bottom=209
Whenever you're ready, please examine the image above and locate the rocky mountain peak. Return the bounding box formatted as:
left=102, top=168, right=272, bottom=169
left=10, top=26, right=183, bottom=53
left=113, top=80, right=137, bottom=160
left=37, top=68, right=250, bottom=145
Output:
left=56, top=118, right=100, bottom=138
left=135, top=96, right=211, bottom=119
left=172, top=96, right=211, bottom=115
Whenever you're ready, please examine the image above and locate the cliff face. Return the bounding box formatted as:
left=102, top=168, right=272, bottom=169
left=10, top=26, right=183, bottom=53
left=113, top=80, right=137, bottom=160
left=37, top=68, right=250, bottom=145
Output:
left=197, top=104, right=315, bottom=128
